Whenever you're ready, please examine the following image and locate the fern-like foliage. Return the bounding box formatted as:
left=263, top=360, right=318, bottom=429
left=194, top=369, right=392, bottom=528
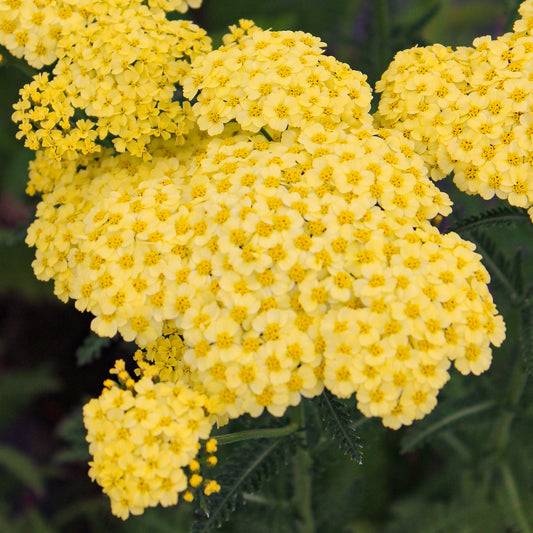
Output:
left=316, top=391, right=363, bottom=464
left=75, top=332, right=112, bottom=366
left=449, top=205, right=529, bottom=235
left=191, top=436, right=296, bottom=533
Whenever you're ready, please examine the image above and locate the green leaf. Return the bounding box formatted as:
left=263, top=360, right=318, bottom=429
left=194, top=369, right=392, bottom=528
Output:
left=191, top=436, right=295, bottom=532
left=449, top=205, right=529, bottom=234
left=0, top=444, right=45, bottom=496
left=316, top=391, right=363, bottom=464
left=75, top=332, right=112, bottom=366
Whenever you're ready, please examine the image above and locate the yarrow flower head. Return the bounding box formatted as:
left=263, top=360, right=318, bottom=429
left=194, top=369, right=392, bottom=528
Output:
left=83, top=360, right=218, bottom=519
left=0, top=0, right=204, bottom=70
left=3, top=0, right=512, bottom=522
left=0, top=0, right=85, bottom=68
left=376, top=5, right=533, bottom=220
left=183, top=21, right=373, bottom=136
left=26, top=124, right=451, bottom=345
left=11, top=0, right=210, bottom=160
left=26, top=121, right=504, bottom=429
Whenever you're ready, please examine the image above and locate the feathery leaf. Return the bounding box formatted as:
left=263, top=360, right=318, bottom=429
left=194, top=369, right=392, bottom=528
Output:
left=449, top=205, right=529, bottom=234
left=317, top=391, right=363, bottom=464
left=191, top=436, right=296, bottom=532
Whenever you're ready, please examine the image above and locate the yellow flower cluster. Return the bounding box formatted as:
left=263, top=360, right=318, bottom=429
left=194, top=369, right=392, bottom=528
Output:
left=514, top=0, right=533, bottom=33
left=83, top=365, right=217, bottom=519
left=12, top=7, right=510, bottom=521
left=26, top=116, right=505, bottom=428
left=26, top=147, right=95, bottom=196
left=130, top=212, right=504, bottom=430
left=0, top=0, right=204, bottom=69
left=11, top=0, right=210, bottom=160
left=26, top=124, right=451, bottom=345
left=376, top=4, right=533, bottom=220
left=183, top=20, right=373, bottom=136
left=0, top=0, right=85, bottom=68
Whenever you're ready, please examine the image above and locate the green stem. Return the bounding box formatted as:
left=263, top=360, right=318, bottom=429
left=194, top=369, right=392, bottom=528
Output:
left=500, top=461, right=532, bottom=533
left=215, top=423, right=298, bottom=445
left=375, top=0, right=391, bottom=81
left=479, top=353, right=529, bottom=500
left=291, top=404, right=315, bottom=533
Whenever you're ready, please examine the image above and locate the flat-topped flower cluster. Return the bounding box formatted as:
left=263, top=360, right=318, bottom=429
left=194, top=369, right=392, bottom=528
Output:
left=8, top=0, right=210, bottom=160
left=3, top=0, right=519, bottom=520
left=376, top=0, right=533, bottom=220
left=84, top=359, right=219, bottom=519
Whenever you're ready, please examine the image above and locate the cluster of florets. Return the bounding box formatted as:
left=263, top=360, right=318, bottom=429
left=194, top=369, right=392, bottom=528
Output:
left=0, top=0, right=85, bottom=68
left=84, top=359, right=219, bottom=520
left=129, top=211, right=504, bottom=431
left=11, top=0, right=211, bottom=160
left=9, top=1, right=513, bottom=518
left=183, top=21, right=373, bottom=136
left=376, top=4, right=533, bottom=220
left=26, top=117, right=505, bottom=429
left=26, top=124, right=452, bottom=346
left=0, top=0, right=202, bottom=70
